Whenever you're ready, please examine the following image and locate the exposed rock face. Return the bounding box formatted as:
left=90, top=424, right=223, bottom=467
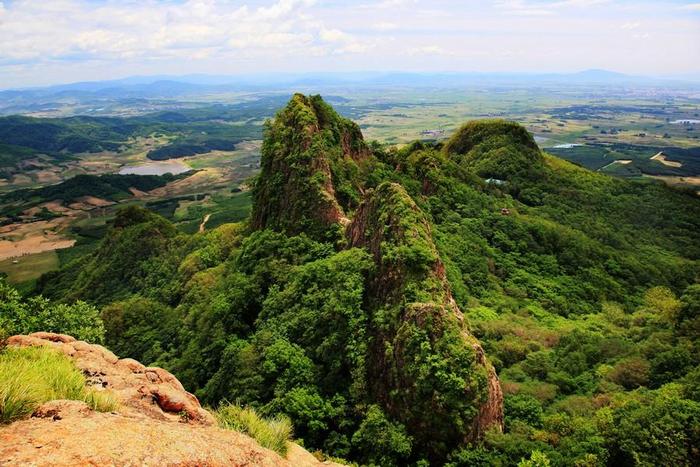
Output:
left=1, top=400, right=286, bottom=467
left=347, top=183, right=503, bottom=457
left=0, top=332, right=331, bottom=467
left=251, top=93, right=369, bottom=241
left=4, top=332, right=213, bottom=425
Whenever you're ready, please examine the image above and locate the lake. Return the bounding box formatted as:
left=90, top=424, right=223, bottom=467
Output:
left=118, top=160, right=191, bottom=176
left=551, top=143, right=583, bottom=149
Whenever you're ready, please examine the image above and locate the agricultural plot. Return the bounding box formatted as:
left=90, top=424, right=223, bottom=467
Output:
left=0, top=250, right=59, bottom=284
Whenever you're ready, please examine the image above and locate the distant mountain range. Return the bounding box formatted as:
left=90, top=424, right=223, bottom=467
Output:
left=2, top=70, right=698, bottom=96
left=1, top=69, right=697, bottom=117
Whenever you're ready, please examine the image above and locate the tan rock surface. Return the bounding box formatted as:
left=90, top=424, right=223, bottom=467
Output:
left=0, top=332, right=334, bottom=466
left=0, top=400, right=288, bottom=467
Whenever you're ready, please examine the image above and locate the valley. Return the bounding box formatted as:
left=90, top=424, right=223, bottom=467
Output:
left=1, top=0, right=699, bottom=462
left=1, top=82, right=698, bottom=285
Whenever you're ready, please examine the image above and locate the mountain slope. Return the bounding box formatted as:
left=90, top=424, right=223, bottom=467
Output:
left=30, top=94, right=700, bottom=466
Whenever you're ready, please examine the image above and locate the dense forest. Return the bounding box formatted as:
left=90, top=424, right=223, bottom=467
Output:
left=4, top=94, right=699, bottom=466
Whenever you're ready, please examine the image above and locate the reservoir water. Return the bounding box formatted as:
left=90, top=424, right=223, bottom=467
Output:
left=551, top=143, right=583, bottom=149
left=118, top=160, right=191, bottom=176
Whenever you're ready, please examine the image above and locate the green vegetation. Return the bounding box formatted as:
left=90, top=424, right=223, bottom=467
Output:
left=147, top=140, right=237, bottom=160
left=251, top=93, right=368, bottom=242
left=215, top=403, right=293, bottom=456
left=37, top=206, right=183, bottom=305
left=0, top=346, right=118, bottom=424
left=0, top=279, right=104, bottom=342
left=16, top=96, right=700, bottom=465
left=0, top=98, right=282, bottom=182
left=0, top=115, right=124, bottom=162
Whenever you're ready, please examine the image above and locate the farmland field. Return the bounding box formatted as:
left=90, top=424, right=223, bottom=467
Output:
left=0, top=250, right=59, bottom=284
left=1, top=82, right=699, bottom=286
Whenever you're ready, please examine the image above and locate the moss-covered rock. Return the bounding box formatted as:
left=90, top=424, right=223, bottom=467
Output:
left=251, top=94, right=369, bottom=242
left=347, top=182, right=503, bottom=462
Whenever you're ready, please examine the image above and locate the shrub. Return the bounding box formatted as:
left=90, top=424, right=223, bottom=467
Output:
left=0, top=280, right=105, bottom=343
left=604, top=389, right=700, bottom=466
left=352, top=405, right=413, bottom=466
left=518, top=450, right=552, bottom=467
left=215, top=403, right=293, bottom=456
left=607, top=357, right=650, bottom=389
left=505, top=394, right=543, bottom=430
left=0, top=346, right=118, bottom=423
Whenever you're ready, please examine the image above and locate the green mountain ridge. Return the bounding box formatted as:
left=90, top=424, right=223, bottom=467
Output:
left=13, top=94, right=700, bottom=465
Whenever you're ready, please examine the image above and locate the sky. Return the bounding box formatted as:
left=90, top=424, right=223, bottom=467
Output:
left=0, top=0, right=699, bottom=88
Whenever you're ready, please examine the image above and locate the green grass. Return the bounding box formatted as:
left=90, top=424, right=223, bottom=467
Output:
left=215, top=403, right=293, bottom=456
left=0, top=346, right=119, bottom=424
left=0, top=250, right=59, bottom=284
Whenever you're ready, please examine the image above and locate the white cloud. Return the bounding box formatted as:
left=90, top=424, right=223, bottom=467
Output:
left=319, top=28, right=351, bottom=43
left=406, top=45, right=455, bottom=56
left=0, top=0, right=698, bottom=87
left=0, top=0, right=333, bottom=63
left=360, top=0, right=418, bottom=10
left=494, top=0, right=610, bottom=16
left=372, top=21, right=399, bottom=31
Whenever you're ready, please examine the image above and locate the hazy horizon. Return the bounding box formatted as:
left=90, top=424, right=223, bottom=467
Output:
left=4, top=68, right=700, bottom=92
left=1, top=0, right=699, bottom=89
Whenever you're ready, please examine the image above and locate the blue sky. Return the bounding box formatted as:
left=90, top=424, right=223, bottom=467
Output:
left=0, top=0, right=698, bottom=87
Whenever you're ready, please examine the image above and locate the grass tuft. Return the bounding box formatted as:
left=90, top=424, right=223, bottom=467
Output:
left=83, top=388, right=120, bottom=413
left=0, top=346, right=119, bottom=424
left=215, top=403, right=293, bottom=456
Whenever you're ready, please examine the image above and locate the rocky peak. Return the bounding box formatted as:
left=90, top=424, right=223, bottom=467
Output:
left=251, top=94, right=369, bottom=242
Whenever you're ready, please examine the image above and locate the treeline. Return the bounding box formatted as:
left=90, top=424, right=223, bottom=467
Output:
left=0, top=97, right=285, bottom=168
left=147, top=139, right=238, bottom=160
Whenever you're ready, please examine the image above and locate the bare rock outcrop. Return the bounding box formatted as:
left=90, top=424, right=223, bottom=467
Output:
left=1, top=400, right=287, bottom=466
left=4, top=332, right=214, bottom=425
left=0, top=332, right=333, bottom=466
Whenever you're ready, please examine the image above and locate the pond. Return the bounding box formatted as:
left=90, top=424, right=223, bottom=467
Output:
left=118, top=160, right=191, bottom=176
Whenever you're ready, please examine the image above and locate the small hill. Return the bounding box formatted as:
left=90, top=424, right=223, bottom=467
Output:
left=37, top=206, right=181, bottom=304
left=444, top=119, right=543, bottom=180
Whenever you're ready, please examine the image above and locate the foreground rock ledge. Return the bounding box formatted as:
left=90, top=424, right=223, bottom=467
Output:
left=0, top=332, right=330, bottom=467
